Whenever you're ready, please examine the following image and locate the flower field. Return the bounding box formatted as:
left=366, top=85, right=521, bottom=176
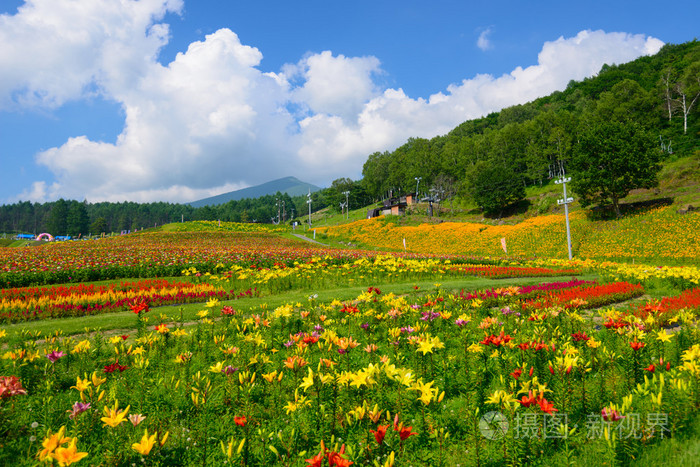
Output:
left=315, top=206, right=700, bottom=263
left=2, top=279, right=700, bottom=466
left=0, top=279, right=245, bottom=323
left=1, top=224, right=700, bottom=465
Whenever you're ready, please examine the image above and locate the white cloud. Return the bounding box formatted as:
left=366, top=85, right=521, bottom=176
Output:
left=285, top=51, right=382, bottom=122
left=0, top=0, right=183, bottom=109
left=477, top=27, right=493, bottom=51
left=0, top=0, right=665, bottom=203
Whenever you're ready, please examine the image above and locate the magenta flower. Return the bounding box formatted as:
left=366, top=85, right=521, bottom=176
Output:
left=68, top=401, right=91, bottom=419
left=46, top=350, right=66, bottom=363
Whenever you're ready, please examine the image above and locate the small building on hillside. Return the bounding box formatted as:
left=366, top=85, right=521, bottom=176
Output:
left=367, top=193, right=417, bottom=218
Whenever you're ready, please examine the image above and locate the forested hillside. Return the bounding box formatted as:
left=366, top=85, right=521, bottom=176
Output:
left=361, top=41, right=700, bottom=213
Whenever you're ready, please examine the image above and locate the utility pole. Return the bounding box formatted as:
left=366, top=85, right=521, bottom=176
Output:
left=276, top=197, right=281, bottom=224
left=415, top=177, right=422, bottom=202
left=306, top=189, right=312, bottom=227
left=342, top=191, right=350, bottom=220
left=554, top=161, right=574, bottom=260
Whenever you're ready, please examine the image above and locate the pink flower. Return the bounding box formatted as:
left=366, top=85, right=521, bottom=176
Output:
left=46, top=350, right=66, bottom=363
left=602, top=407, right=624, bottom=422
left=68, top=401, right=91, bottom=420
left=129, top=413, right=146, bottom=426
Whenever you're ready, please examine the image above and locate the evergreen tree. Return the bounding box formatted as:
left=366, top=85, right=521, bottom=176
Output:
left=46, top=199, right=68, bottom=236
left=66, top=201, right=89, bottom=237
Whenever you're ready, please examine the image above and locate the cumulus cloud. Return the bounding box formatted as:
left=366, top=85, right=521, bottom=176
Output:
left=285, top=51, right=382, bottom=122
left=477, top=27, right=493, bottom=51
left=0, top=0, right=665, bottom=203
left=0, top=0, right=183, bottom=109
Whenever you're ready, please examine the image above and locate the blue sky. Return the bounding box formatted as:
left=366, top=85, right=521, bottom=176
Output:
left=0, top=0, right=698, bottom=204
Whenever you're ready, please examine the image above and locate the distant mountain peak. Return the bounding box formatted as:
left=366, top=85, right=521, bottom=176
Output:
left=189, top=177, right=321, bottom=207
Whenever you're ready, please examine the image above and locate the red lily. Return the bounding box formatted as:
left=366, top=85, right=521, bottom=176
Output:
left=630, top=341, right=645, bottom=351
left=370, top=424, right=388, bottom=445
left=234, top=416, right=247, bottom=427
left=537, top=397, right=558, bottom=414
left=397, top=425, right=417, bottom=441
left=510, top=368, right=523, bottom=379
left=519, top=390, right=537, bottom=408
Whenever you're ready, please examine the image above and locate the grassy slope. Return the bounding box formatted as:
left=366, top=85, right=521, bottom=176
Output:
left=301, top=155, right=700, bottom=265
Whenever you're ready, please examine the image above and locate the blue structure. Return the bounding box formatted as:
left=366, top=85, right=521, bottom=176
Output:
left=16, top=234, right=35, bottom=240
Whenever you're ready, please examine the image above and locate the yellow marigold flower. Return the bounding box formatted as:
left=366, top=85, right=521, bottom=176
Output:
left=132, top=429, right=157, bottom=456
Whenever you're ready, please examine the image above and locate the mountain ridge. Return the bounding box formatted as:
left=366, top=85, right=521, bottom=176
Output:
left=188, top=176, right=322, bottom=207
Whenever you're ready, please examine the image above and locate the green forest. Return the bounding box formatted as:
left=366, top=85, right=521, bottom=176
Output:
left=1, top=40, right=699, bottom=236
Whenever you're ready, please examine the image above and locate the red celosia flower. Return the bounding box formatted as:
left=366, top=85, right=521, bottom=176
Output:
left=234, top=416, right=247, bottom=427
left=370, top=424, right=388, bottom=445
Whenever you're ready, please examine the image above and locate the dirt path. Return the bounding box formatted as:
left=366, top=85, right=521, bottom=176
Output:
left=292, top=233, right=328, bottom=246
